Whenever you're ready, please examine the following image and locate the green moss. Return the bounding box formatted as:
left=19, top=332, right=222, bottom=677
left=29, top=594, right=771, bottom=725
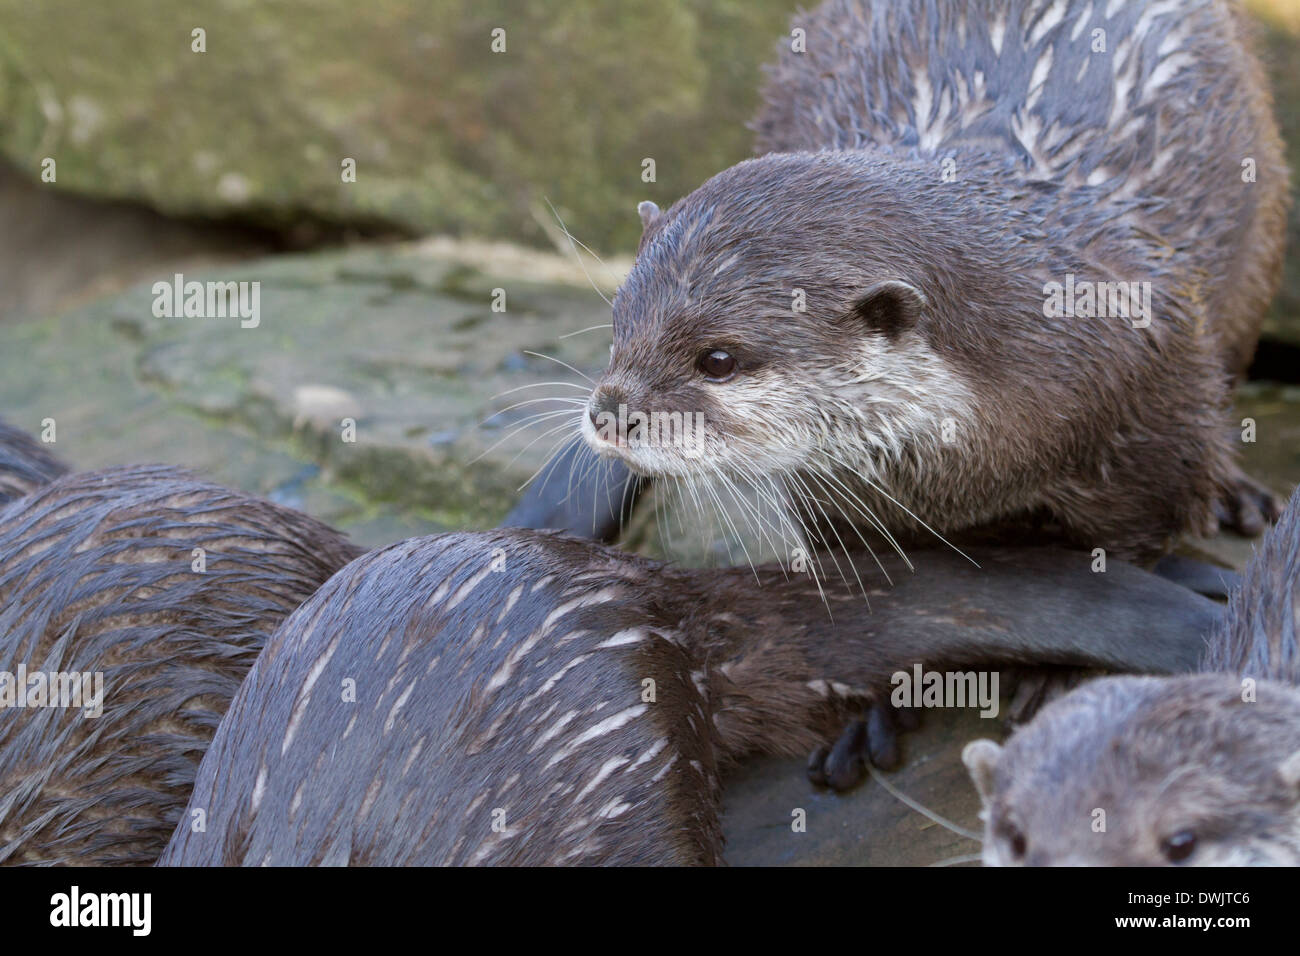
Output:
left=0, top=0, right=799, bottom=252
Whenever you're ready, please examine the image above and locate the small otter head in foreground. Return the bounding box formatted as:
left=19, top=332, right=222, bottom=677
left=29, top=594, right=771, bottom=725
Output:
left=581, top=151, right=974, bottom=487
left=963, top=674, right=1300, bottom=866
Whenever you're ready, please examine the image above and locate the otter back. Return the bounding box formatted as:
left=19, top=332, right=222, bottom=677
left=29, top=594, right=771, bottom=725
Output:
left=0, top=465, right=360, bottom=865
left=1204, top=484, right=1300, bottom=683
left=754, top=0, right=1288, bottom=374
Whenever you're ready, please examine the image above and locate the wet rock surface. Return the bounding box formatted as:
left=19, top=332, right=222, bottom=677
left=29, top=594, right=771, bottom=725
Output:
left=724, top=708, right=991, bottom=867
left=0, top=241, right=620, bottom=545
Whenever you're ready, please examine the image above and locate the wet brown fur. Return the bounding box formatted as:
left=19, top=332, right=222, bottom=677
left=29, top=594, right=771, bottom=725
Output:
left=161, top=530, right=1217, bottom=866
left=753, top=0, right=1288, bottom=378
left=0, top=465, right=361, bottom=865
left=592, top=0, right=1289, bottom=562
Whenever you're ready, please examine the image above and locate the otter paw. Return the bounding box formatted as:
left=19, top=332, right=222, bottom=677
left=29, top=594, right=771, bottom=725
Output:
left=1003, top=667, right=1089, bottom=726
left=807, top=701, right=920, bottom=792
left=1213, top=471, right=1283, bottom=539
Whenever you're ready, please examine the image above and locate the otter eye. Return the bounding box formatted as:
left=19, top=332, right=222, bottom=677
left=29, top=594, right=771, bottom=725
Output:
left=1162, top=829, right=1197, bottom=863
left=698, top=349, right=736, bottom=381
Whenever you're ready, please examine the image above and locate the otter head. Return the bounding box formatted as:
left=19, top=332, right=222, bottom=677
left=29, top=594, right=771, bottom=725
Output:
left=581, top=153, right=970, bottom=491
left=964, top=675, right=1300, bottom=866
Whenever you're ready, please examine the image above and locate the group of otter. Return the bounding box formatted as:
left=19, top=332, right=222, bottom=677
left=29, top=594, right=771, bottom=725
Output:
left=1, top=0, right=1296, bottom=867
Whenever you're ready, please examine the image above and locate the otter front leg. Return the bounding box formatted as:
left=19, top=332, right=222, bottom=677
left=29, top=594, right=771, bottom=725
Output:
left=780, top=545, right=1220, bottom=791
left=806, top=667, right=1098, bottom=793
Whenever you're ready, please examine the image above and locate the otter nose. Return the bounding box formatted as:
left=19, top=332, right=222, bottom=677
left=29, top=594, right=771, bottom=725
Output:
left=588, top=386, right=625, bottom=429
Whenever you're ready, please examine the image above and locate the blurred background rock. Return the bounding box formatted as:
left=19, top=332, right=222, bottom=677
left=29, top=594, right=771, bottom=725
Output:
left=0, top=0, right=794, bottom=267
left=0, top=0, right=1297, bottom=866
left=2, top=0, right=1297, bottom=328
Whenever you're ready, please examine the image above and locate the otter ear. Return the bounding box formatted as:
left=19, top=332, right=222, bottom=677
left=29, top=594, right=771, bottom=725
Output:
left=962, top=739, right=1003, bottom=804
left=637, top=201, right=661, bottom=232
left=1277, top=749, right=1300, bottom=798
left=851, top=280, right=927, bottom=338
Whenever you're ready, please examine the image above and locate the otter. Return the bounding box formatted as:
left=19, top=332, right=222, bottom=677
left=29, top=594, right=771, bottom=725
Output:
left=964, top=484, right=1300, bottom=866
left=578, top=0, right=1288, bottom=563
left=0, top=418, right=69, bottom=504
left=160, top=532, right=1218, bottom=866
left=0, top=464, right=360, bottom=865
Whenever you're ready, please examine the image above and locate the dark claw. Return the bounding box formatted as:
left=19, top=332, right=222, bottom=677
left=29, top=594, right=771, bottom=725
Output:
left=1234, top=487, right=1266, bottom=537
left=1006, top=672, right=1051, bottom=725
left=1212, top=496, right=1232, bottom=529
left=865, top=702, right=901, bottom=771
left=808, top=702, right=918, bottom=792
left=822, top=718, right=868, bottom=791
left=1005, top=667, right=1091, bottom=725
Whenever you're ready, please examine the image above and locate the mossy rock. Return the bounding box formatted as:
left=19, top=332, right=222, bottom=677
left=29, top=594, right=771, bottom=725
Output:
left=0, top=0, right=799, bottom=252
